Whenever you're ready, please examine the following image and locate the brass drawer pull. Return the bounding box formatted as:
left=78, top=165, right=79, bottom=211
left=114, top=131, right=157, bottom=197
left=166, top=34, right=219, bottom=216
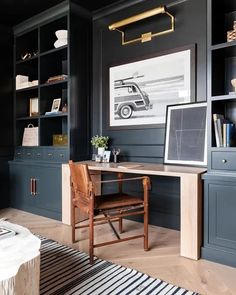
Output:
left=222, top=159, right=227, bottom=163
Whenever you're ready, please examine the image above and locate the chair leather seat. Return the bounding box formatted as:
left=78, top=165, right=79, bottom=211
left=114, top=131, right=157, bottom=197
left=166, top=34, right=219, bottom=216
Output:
left=96, top=193, right=143, bottom=210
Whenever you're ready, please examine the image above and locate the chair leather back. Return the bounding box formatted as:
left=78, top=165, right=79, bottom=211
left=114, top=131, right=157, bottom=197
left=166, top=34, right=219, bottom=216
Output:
left=69, top=161, right=92, bottom=211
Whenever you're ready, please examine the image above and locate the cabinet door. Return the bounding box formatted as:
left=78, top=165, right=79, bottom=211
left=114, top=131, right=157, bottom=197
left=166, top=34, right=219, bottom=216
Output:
left=33, top=166, right=61, bottom=218
left=208, top=183, right=236, bottom=250
left=9, top=163, right=37, bottom=210
left=9, top=162, right=61, bottom=220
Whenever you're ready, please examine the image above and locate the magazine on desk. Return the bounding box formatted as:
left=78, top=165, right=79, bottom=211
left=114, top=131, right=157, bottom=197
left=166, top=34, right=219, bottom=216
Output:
left=0, top=226, right=16, bottom=240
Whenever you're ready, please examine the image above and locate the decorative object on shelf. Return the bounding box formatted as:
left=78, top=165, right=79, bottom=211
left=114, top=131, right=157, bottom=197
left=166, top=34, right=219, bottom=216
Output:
left=46, top=74, right=67, bottom=83
left=21, top=52, right=31, bottom=60
left=54, top=29, right=68, bottom=48
left=20, top=49, right=38, bottom=60
left=29, top=97, right=39, bottom=117
left=16, top=75, right=38, bottom=90
left=103, top=150, right=111, bottom=162
left=164, top=102, right=207, bottom=166
left=22, top=123, right=38, bottom=146
left=62, top=103, right=67, bottom=113
left=51, top=98, right=61, bottom=112
left=231, top=78, right=236, bottom=92
left=16, top=74, right=28, bottom=89
left=109, top=45, right=195, bottom=128
left=108, top=5, right=174, bottom=45
left=112, top=148, right=120, bottom=163
left=227, top=20, right=236, bottom=42
left=53, top=134, right=68, bottom=146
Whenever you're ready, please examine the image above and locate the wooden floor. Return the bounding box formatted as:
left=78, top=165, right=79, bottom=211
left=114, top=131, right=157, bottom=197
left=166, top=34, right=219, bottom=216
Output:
left=1, top=208, right=236, bottom=295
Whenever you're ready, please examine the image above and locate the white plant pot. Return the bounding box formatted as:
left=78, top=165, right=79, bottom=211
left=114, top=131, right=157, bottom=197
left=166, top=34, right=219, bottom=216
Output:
left=97, top=147, right=105, bottom=156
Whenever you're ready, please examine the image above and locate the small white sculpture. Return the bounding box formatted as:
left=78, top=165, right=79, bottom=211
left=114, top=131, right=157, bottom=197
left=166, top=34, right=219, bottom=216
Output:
left=231, top=78, right=236, bottom=92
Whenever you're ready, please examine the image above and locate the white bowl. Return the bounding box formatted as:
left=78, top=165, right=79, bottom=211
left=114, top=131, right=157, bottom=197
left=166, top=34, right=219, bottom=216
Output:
left=55, top=30, right=68, bottom=40
left=54, top=39, right=68, bottom=48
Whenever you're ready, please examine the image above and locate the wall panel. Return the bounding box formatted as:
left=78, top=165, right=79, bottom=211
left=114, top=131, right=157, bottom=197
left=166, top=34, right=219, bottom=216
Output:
left=92, top=0, right=207, bottom=229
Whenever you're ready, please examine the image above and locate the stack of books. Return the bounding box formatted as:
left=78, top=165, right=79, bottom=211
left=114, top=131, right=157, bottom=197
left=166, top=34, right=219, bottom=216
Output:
left=213, top=113, right=235, bottom=147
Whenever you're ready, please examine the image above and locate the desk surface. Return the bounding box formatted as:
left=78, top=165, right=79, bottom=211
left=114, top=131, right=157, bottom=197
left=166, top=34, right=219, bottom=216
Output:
left=80, top=161, right=207, bottom=177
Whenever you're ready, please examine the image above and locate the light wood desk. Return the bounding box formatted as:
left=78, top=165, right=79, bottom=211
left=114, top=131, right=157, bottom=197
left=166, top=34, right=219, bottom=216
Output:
left=62, top=161, right=206, bottom=260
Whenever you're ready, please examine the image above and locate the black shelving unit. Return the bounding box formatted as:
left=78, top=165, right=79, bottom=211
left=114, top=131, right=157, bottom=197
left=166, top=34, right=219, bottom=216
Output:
left=9, top=0, right=91, bottom=220
left=202, top=0, right=236, bottom=267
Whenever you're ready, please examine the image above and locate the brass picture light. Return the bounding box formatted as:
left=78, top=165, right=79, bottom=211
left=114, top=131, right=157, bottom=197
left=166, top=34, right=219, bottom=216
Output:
left=108, top=5, right=175, bottom=45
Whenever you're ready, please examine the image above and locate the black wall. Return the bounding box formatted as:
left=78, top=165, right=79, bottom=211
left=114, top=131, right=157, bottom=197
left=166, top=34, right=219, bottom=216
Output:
left=0, top=25, right=13, bottom=208
left=92, top=0, right=207, bottom=229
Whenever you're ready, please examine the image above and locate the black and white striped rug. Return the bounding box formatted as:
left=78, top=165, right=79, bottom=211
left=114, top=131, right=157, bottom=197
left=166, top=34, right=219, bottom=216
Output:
left=40, top=237, right=199, bottom=295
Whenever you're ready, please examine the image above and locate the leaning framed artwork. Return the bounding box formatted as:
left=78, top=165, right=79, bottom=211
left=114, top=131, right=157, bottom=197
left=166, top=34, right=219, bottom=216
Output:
left=109, top=45, right=195, bottom=129
left=164, top=102, right=207, bottom=166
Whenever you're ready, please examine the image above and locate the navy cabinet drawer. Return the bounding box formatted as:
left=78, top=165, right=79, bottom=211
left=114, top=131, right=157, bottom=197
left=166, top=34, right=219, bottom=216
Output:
left=15, top=147, right=24, bottom=159
left=14, top=147, right=68, bottom=163
left=212, top=152, right=236, bottom=171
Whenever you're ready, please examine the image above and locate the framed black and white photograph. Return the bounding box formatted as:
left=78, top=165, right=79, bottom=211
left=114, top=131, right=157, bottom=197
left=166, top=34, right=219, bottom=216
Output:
left=109, top=45, right=195, bottom=128
left=51, top=98, right=61, bottom=112
left=164, top=102, right=207, bottom=166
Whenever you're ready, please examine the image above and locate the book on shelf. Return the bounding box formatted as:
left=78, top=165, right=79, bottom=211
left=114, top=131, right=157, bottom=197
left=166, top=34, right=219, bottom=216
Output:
left=224, top=122, right=235, bottom=147
left=213, top=113, right=224, bottom=147
left=0, top=226, right=16, bottom=240
left=213, top=112, right=235, bottom=147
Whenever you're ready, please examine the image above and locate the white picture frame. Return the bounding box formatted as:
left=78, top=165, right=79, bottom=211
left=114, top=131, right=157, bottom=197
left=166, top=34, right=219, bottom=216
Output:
left=51, top=98, right=61, bottom=112
left=164, top=102, right=207, bottom=166
left=109, top=45, right=195, bottom=129
left=103, top=151, right=111, bottom=162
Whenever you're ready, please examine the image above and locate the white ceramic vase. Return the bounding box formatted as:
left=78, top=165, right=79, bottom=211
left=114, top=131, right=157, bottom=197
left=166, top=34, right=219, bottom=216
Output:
left=97, top=147, right=105, bottom=156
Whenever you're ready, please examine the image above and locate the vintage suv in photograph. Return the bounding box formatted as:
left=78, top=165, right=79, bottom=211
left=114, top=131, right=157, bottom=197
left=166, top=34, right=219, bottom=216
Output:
left=114, top=80, right=153, bottom=119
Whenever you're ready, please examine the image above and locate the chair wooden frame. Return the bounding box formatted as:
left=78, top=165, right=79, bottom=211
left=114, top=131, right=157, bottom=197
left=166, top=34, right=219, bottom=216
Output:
left=69, top=161, right=150, bottom=263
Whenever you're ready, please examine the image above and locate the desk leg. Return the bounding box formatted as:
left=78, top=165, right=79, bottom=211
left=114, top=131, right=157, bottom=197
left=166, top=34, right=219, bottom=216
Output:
left=180, top=174, right=202, bottom=260
left=62, top=165, right=101, bottom=225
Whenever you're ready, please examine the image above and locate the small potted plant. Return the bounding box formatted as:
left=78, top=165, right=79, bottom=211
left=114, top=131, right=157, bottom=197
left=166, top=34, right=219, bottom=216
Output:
left=91, top=135, right=109, bottom=156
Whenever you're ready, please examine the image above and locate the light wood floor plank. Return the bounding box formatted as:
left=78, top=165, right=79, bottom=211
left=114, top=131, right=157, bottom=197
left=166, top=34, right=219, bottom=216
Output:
left=1, top=208, right=236, bottom=295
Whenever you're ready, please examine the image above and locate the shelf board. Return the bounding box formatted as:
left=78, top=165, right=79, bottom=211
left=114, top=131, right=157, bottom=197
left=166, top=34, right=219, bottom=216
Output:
left=40, top=79, right=68, bottom=88
left=16, top=85, right=38, bottom=93
left=40, top=45, right=68, bottom=57
left=16, top=116, right=39, bottom=120
left=211, top=40, right=236, bottom=51
left=40, top=113, right=68, bottom=118
left=211, top=94, right=236, bottom=101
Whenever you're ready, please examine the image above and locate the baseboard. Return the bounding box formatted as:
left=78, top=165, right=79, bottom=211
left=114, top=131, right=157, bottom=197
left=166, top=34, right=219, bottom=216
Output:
left=201, top=246, right=236, bottom=267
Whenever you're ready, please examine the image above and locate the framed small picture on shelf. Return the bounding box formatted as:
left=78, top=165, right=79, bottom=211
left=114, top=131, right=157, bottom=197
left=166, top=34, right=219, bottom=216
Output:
left=29, top=97, right=38, bottom=117
left=51, top=98, right=61, bottom=112
left=103, top=151, right=111, bottom=162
